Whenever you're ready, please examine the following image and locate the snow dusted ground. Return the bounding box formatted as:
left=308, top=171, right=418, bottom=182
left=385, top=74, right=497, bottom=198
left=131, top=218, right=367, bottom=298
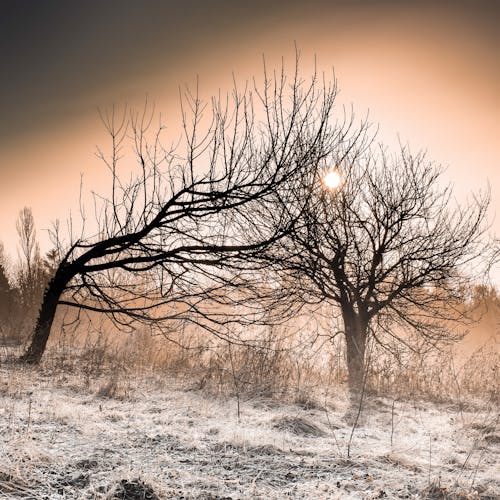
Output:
left=0, top=364, right=498, bottom=499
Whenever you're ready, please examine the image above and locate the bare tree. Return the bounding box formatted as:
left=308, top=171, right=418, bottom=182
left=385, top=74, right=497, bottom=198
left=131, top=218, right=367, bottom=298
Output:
left=16, top=207, right=47, bottom=302
left=0, top=243, right=14, bottom=342
left=16, top=207, right=39, bottom=278
left=263, top=145, right=490, bottom=391
left=22, top=60, right=360, bottom=364
left=14, top=208, right=49, bottom=340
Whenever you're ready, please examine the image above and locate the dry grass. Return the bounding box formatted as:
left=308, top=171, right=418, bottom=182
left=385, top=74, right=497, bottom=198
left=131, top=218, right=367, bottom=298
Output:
left=0, top=319, right=497, bottom=498
left=6, top=318, right=497, bottom=408
left=367, top=338, right=499, bottom=403
left=0, top=361, right=498, bottom=499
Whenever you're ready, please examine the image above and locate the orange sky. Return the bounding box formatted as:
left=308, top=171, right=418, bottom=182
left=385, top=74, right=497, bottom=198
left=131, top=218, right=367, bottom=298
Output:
left=0, top=1, right=498, bottom=281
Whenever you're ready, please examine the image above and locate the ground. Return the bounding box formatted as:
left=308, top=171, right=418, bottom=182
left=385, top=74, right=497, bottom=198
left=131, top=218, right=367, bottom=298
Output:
left=0, top=364, right=498, bottom=499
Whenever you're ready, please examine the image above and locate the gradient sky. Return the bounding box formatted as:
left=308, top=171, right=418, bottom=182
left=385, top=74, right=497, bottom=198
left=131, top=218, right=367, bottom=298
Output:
left=1, top=0, right=499, bottom=280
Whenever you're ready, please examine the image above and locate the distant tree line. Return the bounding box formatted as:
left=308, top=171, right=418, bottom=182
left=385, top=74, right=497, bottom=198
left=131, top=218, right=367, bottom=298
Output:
left=0, top=208, right=58, bottom=345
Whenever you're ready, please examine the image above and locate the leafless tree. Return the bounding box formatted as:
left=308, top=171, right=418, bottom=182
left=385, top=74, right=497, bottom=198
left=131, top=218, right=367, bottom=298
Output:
left=0, top=244, right=14, bottom=342
left=16, top=207, right=40, bottom=279
left=262, top=145, right=490, bottom=391
left=22, top=59, right=361, bottom=364
left=14, top=208, right=49, bottom=340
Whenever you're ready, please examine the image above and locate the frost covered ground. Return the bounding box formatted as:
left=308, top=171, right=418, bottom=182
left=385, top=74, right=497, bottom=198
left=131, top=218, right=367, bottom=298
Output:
left=0, top=364, right=498, bottom=499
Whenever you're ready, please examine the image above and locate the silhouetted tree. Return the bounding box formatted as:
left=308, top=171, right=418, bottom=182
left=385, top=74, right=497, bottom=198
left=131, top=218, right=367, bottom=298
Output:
left=16, top=208, right=47, bottom=311
left=264, top=146, right=490, bottom=391
left=11, top=208, right=54, bottom=344
left=42, top=248, right=60, bottom=279
left=22, top=61, right=360, bottom=363
left=0, top=243, right=19, bottom=344
left=468, top=284, right=500, bottom=336
left=17, top=208, right=39, bottom=277
left=0, top=244, right=11, bottom=328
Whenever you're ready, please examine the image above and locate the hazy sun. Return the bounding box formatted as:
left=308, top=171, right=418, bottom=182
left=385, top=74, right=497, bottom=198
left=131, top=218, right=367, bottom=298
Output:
left=323, top=169, right=342, bottom=190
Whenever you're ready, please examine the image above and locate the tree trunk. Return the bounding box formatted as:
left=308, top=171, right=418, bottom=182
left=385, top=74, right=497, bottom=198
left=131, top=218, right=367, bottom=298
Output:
left=20, top=271, right=70, bottom=364
left=343, top=312, right=368, bottom=393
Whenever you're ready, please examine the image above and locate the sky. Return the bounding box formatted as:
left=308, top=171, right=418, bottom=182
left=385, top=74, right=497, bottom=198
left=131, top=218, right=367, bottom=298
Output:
left=0, top=0, right=499, bottom=281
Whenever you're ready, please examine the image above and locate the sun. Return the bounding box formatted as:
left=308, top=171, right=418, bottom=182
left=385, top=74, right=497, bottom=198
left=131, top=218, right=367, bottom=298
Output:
left=323, top=169, right=343, bottom=190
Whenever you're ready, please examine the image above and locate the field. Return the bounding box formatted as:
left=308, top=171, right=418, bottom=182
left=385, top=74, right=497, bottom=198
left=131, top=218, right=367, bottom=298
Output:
left=0, top=355, right=498, bottom=500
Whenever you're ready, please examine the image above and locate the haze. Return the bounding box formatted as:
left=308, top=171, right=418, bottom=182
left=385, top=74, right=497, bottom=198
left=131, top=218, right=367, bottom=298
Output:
left=0, top=0, right=498, bottom=281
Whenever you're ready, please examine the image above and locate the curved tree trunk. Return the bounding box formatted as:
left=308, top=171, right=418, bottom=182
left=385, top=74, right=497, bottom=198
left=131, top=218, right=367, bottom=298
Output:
left=20, top=270, right=71, bottom=364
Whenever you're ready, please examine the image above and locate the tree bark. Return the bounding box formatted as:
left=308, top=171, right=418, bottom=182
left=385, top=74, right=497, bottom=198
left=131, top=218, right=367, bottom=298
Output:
left=20, top=269, right=71, bottom=364
left=342, top=311, right=368, bottom=393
